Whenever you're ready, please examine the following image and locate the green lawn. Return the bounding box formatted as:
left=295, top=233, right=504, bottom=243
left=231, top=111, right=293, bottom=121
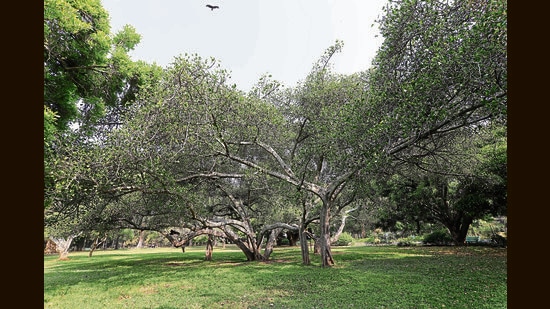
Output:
left=44, top=245, right=507, bottom=309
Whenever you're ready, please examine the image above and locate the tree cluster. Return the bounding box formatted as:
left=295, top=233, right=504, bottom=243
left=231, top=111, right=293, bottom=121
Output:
left=44, top=0, right=507, bottom=265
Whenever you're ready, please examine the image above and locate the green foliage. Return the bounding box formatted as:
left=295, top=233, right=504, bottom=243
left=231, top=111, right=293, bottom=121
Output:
left=396, top=235, right=422, bottom=247
left=470, top=217, right=507, bottom=245
left=43, top=0, right=507, bottom=269
left=44, top=246, right=507, bottom=308
left=278, top=238, right=290, bottom=246
left=334, top=232, right=354, bottom=246
left=44, top=0, right=160, bottom=131
left=366, top=0, right=507, bottom=155
left=423, top=229, right=453, bottom=245
left=193, top=235, right=210, bottom=246
left=44, top=0, right=111, bottom=129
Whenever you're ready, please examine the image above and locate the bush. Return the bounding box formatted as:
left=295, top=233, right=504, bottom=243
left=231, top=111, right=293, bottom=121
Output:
left=334, top=232, right=354, bottom=246
left=423, top=230, right=452, bottom=245
left=278, top=238, right=290, bottom=246
left=397, top=241, right=415, bottom=247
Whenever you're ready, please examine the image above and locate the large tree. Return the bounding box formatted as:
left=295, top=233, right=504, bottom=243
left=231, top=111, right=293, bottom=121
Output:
left=44, top=0, right=162, bottom=259
left=46, top=0, right=506, bottom=266
left=44, top=0, right=160, bottom=132
left=375, top=124, right=507, bottom=244
left=366, top=0, right=507, bottom=149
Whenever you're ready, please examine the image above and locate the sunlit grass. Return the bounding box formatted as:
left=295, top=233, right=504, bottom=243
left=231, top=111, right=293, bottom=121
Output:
left=44, top=245, right=507, bottom=309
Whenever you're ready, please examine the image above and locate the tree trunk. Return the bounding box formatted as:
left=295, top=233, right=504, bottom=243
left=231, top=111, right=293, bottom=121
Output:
left=205, top=235, right=214, bottom=261
left=287, top=231, right=299, bottom=246
left=44, top=239, right=57, bottom=254
left=319, top=205, right=335, bottom=267
left=49, top=235, right=76, bottom=260
left=136, top=230, right=145, bottom=248
left=233, top=238, right=263, bottom=261
left=313, top=237, right=321, bottom=254
left=299, top=227, right=310, bottom=265
left=89, top=235, right=107, bottom=257
left=218, top=227, right=265, bottom=261
left=263, top=228, right=282, bottom=260
left=89, top=237, right=99, bottom=257
left=443, top=214, right=473, bottom=245
left=330, top=210, right=353, bottom=244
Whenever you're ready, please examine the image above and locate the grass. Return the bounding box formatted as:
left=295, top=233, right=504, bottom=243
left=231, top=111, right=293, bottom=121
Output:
left=44, top=245, right=507, bottom=309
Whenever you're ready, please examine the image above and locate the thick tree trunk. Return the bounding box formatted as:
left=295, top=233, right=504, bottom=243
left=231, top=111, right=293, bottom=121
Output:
left=443, top=214, right=473, bottom=245
left=49, top=235, right=76, bottom=260
left=205, top=235, right=214, bottom=261
left=44, top=239, right=57, bottom=254
left=219, top=227, right=265, bottom=261
left=319, top=206, right=335, bottom=267
left=299, top=227, right=310, bottom=265
left=233, top=238, right=264, bottom=261
left=136, top=230, right=145, bottom=248
left=287, top=231, right=299, bottom=246
left=89, top=235, right=107, bottom=257
left=263, top=228, right=282, bottom=260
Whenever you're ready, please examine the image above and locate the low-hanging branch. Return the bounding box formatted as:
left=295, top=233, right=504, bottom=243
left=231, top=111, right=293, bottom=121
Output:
left=175, top=172, right=244, bottom=184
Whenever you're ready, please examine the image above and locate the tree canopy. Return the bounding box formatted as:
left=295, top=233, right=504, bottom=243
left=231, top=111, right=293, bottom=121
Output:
left=44, top=0, right=507, bottom=265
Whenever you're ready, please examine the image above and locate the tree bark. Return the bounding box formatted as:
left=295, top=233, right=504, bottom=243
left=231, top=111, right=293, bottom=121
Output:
left=263, top=228, right=282, bottom=260
left=205, top=235, right=214, bottom=261
left=136, top=230, right=145, bottom=248
left=299, top=227, right=310, bottom=265
left=49, top=235, right=76, bottom=260
left=319, top=206, right=335, bottom=267
left=44, top=239, right=57, bottom=254
left=89, top=235, right=107, bottom=257
left=330, top=209, right=354, bottom=244
left=446, top=214, right=474, bottom=245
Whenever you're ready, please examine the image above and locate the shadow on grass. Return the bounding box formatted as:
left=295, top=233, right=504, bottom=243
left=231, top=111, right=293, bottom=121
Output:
left=44, top=246, right=507, bottom=309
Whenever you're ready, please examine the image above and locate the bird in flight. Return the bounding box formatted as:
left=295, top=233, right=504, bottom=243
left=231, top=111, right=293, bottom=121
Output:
left=206, top=4, right=219, bottom=11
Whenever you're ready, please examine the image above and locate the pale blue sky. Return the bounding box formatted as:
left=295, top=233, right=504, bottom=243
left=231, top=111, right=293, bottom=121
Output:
left=101, top=0, right=388, bottom=91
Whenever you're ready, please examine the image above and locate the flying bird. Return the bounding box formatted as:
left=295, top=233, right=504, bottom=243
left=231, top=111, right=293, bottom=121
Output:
left=206, top=4, right=219, bottom=11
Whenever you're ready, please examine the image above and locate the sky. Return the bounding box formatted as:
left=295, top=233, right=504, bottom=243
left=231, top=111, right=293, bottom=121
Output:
left=101, top=0, right=389, bottom=92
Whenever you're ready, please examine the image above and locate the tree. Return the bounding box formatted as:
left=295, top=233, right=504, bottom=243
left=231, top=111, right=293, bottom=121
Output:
left=378, top=124, right=507, bottom=244
left=45, top=53, right=294, bottom=261
left=46, top=0, right=506, bottom=266
left=44, top=0, right=163, bottom=259
left=344, top=0, right=507, bottom=244
left=44, top=0, right=159, bottom=132
left=366, top=0, right=507, bottom=152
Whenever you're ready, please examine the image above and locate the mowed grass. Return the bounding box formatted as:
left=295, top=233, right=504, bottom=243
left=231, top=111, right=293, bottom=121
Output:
left=44, top=245, right=507, bottom=309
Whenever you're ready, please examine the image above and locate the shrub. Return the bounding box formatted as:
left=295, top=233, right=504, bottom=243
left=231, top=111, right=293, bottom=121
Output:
left=423, top=230, right=452, bottom=245
left=334, top=232, right=354, bottom=246
left=278, top=238, right=290, bottom=246
left=397, top=241, right=413, bottom=247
